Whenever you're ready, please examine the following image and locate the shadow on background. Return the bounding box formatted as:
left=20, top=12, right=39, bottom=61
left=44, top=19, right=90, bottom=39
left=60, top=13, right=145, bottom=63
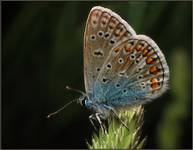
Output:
left=2, top=1, right=192, bottom=149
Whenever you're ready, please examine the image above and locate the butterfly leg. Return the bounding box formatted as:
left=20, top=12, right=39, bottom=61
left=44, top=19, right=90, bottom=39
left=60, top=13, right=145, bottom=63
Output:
left=95, top=113, right=108, bottom=134
left=104, top=105, right=130, bottom=132
left=111, top=110, right=130, bottom=132
left=89, top=115, right=98, bottom=132
left=89, top=114, right=107, bottom=134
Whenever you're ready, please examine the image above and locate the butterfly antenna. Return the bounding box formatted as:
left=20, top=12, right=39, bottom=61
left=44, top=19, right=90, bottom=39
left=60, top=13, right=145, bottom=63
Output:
left=66, top=86, right=86, bottom=96
left=47, top=99, right=77, bottom=119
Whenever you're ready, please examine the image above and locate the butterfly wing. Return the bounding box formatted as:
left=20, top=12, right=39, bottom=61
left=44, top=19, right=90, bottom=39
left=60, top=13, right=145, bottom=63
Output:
left=96, top=35, right=169, bottom=108
left=83, top=6, right=136, bottom=96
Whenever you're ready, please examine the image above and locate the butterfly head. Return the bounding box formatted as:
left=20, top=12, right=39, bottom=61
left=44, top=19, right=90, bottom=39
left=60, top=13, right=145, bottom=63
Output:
left=78, top=95, right=87, bottom=106
left=78, top=96, right=111, bottom=120
left=78, top=95, right=94, bottom=110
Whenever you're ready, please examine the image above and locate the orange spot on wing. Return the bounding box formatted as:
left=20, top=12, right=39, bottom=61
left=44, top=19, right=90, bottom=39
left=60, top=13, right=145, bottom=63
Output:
left=143, top=49, right=153, bottom=57
left=124, top=44, right=132, bottom=52
left=143, top=49, right=148, bottom=56
left=136, top=45, right=143, bottom=51
left=151, top=82, right=160, bottom=89
left=114, top=47, right=121, bottom=53
left=150, top=78, right=158, bottom=83
left=146, top=57, right=154, bottom=64
left=150, top=66, right=156, bottom=72
left=149, top=66, right=159, bottom=75
left=150, top=78, right=160, bottom=89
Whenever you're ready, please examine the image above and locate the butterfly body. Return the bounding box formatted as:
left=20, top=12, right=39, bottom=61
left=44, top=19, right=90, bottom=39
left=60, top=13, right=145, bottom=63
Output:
left=81, top=6, right=169, bottom=121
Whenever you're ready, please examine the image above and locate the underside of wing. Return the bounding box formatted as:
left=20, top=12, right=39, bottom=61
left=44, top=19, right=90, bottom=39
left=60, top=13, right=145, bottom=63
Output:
left=96, top=35, right=169, bottom=108
left=83, top=6, right=136, bottom=96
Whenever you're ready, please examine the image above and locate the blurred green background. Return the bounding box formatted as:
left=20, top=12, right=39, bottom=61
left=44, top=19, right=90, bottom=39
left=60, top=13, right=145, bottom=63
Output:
left=2, top=1, right=192, bottom=149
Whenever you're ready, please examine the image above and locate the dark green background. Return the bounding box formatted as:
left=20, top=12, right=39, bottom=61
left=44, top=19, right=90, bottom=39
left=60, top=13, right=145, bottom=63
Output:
left=2, top=1, right=192, bottom=149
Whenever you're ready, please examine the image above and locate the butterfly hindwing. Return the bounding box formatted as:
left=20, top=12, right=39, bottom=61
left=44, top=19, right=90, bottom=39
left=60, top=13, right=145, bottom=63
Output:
left=84, top=6, right=136, bottom=95
left=96, top=35, right=169, bottom=108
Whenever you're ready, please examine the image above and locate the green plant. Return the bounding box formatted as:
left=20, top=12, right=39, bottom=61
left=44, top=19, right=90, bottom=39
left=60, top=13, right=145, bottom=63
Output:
left=87, top=106, right=146, bottom=149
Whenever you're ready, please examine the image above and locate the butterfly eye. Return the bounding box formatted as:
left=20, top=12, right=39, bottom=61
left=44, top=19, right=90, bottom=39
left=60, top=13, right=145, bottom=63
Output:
left=81, top=99, right=86, bottom=106
left=79, top=96, right=86, bottom=106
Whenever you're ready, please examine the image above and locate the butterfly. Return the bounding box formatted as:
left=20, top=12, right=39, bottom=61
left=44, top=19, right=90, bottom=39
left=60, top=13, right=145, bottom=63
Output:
left=76, top=6, right=169, bottom=128
left=48, top=6, right=169, bottom=130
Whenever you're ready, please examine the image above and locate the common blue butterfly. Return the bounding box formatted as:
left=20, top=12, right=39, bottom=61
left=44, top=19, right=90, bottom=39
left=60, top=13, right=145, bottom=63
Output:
left=48, top=6, right=169, bottom=130
left=78, top=6, right=169, bottom=127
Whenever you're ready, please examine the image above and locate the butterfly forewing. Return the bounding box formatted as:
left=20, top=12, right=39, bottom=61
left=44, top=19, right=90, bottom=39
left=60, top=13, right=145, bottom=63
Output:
left=84, top=6, right=136, bottom=95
